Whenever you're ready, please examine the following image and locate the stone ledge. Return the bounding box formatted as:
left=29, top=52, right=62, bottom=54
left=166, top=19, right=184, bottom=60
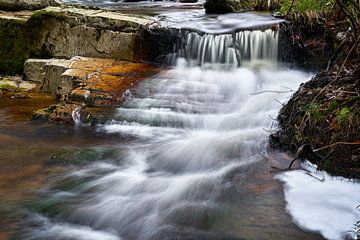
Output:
left=0, top=6, right=175, bottom=75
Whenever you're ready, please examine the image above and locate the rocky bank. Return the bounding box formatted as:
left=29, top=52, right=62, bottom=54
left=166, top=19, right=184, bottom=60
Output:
left=271, top=12, right=360, bottom=179
left=0, top=4, right=174, bottom=125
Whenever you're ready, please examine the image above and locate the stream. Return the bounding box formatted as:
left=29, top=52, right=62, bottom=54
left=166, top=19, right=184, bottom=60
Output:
left=1, top=2, right=360, bottom=240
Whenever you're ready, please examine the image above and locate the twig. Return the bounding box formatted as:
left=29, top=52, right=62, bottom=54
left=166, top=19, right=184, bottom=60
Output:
left=274, top=98, right=285, bottom=106
left=250, top=90, right=294, bottom=95
left=263, top=128, right=276, bottom=133
left=288, top=157, right=299, bottom=169
left=268, top=114, right=278, bottom=121
left=314, top=140, right=360, bottom=152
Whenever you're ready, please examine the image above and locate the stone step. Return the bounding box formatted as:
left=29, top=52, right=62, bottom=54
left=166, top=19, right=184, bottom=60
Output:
left=24, top=56, right=159, bottom=107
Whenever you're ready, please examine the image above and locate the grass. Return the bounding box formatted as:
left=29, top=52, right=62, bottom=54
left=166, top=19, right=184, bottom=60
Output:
left=279, top=0, right=334, bottom=14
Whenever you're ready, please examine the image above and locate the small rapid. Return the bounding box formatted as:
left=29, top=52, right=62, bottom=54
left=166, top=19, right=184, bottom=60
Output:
left=17, top=25, right=322, bottom=240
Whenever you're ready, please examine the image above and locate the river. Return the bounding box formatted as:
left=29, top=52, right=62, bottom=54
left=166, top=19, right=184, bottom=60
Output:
left=1, top=1, right=359, bottom=240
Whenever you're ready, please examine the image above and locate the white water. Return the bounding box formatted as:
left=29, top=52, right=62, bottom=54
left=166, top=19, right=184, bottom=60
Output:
left=172, top=29, right=278, bottom=67
left=22, top=26, right=358, bottom=240
left=276, top=162, right=360, bottom=240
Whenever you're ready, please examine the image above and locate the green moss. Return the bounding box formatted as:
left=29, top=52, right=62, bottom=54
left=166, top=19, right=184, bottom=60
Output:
left=336, top=107, right=351, bottom=125
left=0, top=82, right=15, bottom=90
left=327, top=100, right=339, bottom=114
left=302, top=102, right=325, bottom=124
left=29, top=10, right=67, bottom=23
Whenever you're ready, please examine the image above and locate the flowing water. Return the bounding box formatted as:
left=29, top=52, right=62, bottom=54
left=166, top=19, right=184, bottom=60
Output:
left=9, top=22, right=336, bottom=239
left=0, top=0, right=358, bottom=238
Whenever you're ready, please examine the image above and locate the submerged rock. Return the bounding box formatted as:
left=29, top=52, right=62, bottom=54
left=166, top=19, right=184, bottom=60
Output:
left=204, top=0, right=250, bottom=13
left=47, top=148, right=115, bottom=165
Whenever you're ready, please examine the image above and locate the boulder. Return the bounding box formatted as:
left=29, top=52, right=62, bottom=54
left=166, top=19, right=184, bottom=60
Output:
left=204, top=0, right=250, bottom=13
left=0, top=0, right=59, bottom=11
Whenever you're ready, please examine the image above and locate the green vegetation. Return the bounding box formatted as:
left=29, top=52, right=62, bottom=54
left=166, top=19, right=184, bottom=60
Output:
left=302, top=102, right=325, bottom=124
left=279, top=0, right=334, bottom=14
left=336, top=107, right=351, bottom=125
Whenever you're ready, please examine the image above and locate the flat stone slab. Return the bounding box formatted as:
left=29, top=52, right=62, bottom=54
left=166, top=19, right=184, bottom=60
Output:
left=25, top=56, right=158, bottom=106
left=29, top=57, right=159, bottom=124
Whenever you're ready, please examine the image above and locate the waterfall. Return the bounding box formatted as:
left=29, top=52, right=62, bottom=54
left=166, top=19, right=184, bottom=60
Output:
left=172, top=29, right=279, bottom=67
left=19, top=26, right=317, bottom=240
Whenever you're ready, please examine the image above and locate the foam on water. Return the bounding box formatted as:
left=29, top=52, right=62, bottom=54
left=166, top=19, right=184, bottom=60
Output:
left=276, top=162, right=360, bottom=240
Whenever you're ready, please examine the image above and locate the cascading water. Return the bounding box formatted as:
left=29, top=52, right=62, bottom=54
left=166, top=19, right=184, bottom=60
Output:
left=173, top=29, right=279, bottom=67
left=19, top=26, right=319, bottom=240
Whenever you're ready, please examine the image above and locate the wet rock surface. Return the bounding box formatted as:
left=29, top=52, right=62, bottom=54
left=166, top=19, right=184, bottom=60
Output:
left=26, top=57, right=159, bottom=124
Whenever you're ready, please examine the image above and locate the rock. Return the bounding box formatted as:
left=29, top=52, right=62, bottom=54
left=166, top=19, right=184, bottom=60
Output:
left=25, top=56, right=158, bottom=105
left=0, top=76, right=36, bottom=91
left=29, top=57, right=158, bottom=124
left=0, top=7, right=175, bottom=75
left=204, top=0, right=250, bottom=13
left=24, top=58, right=51, bottom=83
left=0, top=0, right=59, bottom=11
left=42, top=59, right=73, bottom=95
left=0, top=16, right=28, bottom=75
left=24, top=58, right=73, bottom=95
left=46, top=147, right=121, bottom=165
left=47, top=148, right=104, bottom=165
left=32, top=103, right=81, bottom=124
left=30, top=7, right=154, bottom=61
left=32, top=106, right=53, bottom=121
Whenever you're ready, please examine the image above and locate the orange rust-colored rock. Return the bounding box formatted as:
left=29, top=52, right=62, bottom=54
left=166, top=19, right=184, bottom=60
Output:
left=64, top=57, right=159, bottom=107
left=26, top=57, right=159, bottom=124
